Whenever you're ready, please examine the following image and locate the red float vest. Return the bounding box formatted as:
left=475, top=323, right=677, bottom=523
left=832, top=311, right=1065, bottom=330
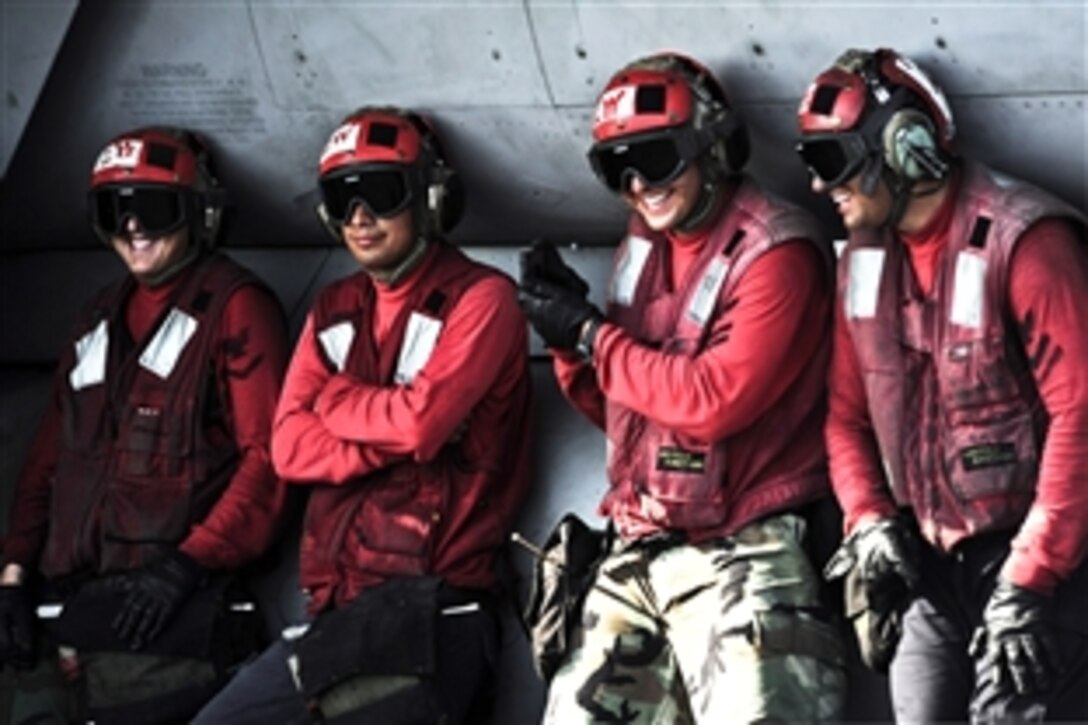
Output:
left=840, top=162, right=1086, bottom=550
left=601, top=179, right=833, bottom=539
left=42, top=255, right=256, bottom=578
left=301, top=244, right=532, bottom=612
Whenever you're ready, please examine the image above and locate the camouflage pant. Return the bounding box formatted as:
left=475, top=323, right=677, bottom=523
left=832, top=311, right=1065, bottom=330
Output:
left=543, top=514, right=846, bottom=724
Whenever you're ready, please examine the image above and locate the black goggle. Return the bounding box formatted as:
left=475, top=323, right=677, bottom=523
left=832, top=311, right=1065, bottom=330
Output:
left=798, top=124, right=887, bottom=188
left=89, top=186, right=189, bottom=237
left=587, top=135, right=693, bottom=193
left=319, top=168, right=414, bottom=224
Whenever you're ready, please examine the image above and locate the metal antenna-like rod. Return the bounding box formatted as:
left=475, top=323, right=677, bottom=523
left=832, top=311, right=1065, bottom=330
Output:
left=510, top=531, right=665, bottom=628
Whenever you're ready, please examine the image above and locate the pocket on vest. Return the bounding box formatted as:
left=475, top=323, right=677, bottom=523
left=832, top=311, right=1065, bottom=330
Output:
left=640, top=435, right=728, bottom=529
left=943, top=413, right=1038, bottom=502
left=101, top=478, right=192, bottom=568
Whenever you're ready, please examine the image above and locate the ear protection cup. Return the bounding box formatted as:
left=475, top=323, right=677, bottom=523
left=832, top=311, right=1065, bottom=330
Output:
left=403, top=112, right=463, bottom=235
left=669, top=55, right=748, bottom=176
left=882, top=108, right=945, bottom=182
left=170, top=128, right=226, bottom=244
left=431, top=168, right=464, bottom=233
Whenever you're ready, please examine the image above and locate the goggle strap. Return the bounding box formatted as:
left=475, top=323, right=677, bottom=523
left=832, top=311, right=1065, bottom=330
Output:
left=861, top=155, right=884, bottom=196
left=678, top=112, right=740, bottom=161
left=858, top=87, right=914, bottom=150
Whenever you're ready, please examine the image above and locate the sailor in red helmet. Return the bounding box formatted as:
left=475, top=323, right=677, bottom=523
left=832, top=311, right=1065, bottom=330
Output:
left=519, top=52, right=845, bottom=722
left=798, top=48, right=1088, bottom=721
left=0, top=127, right=289, bottom=722
left=194, top=107, right=531, bottom=724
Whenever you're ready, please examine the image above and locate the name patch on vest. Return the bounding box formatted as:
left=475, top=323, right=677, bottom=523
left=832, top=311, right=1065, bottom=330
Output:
left=655, top=446, right=707, bottom=474
left=686, top=256, right=730, bottom=328
left=846, top=249, right=884, bottom=319
left=960, top=442, right=1017, bottom=471
left=610, top=236, right=652, bottom=306
left=318, top=321, right=355, bottom=373
left=139, top=308, right=198, bottom=380
left=395, top=312, right=442, bottom=384
left=950, top=251, right=986, bottom=329
left=69, top=319, right=109, bottom=391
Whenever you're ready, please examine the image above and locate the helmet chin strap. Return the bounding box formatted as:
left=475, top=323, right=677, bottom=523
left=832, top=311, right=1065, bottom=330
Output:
left=368, top=234, right=429, bottom=287
left=139, top=233, right=201, bottom=288
left=368, top=201, right=432, bottom=287
left=673, top=161, right=726, bottom=234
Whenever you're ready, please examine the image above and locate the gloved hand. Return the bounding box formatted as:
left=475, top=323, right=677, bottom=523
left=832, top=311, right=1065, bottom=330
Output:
left=0, top=585, right=35, bottom=667
left=112, top=550, right=205, bottom=650
left=851, top=517, right=921, bottom=595
left=824, top=517, right=919, bottom=673
left=518, top=279, right=602, bottom=352
left=970, top=579, right=1062, bottom=698
left=520, top=239, right=590, bottom=298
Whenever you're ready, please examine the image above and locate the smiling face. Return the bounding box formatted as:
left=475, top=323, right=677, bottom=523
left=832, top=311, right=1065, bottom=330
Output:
left=812, top=167, right=894, bottom=232
left=340, top=202, right=417, bottom=277
left=621, top=163, right=704, bottom=232
left=111, top=217, right=192, bottom=285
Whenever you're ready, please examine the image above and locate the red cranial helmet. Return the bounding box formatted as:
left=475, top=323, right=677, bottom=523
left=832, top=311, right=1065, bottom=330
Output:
left=588, top=51, right=748, bottom=193
left=88, top=127, right=222, bottom=245
left=316, top=107, right=463, bottom=235
left=797, top=48, right=955, bottom=193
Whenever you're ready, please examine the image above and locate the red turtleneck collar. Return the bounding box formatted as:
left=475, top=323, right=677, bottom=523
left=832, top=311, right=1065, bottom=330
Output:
left=900, top=168, right=961, bottom=296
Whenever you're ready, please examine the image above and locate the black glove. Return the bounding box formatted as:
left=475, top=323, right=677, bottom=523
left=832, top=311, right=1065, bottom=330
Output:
left=520, top=239, right=590, bottom=298
left=825, top=517, right=919, bottom=672
left=518, top=278, right=602, bottom=352
left=970, top=579, right=1062, bottom=698
left=851, top=517, right=921, bottom=596
left=111, top=551, right=205, bottom=650
left=0, top=585, right=35, bottom=667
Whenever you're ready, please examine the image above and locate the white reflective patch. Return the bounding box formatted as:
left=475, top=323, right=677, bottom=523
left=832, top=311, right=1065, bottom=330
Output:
left=609, top=236, right=652, bottom=306
left=139, top=308, right=198, bottom=379
left=69, top=319, right=109, bottom=391
left=950, top=251, right=987, bottom=329
left=36, top=604, right=63, bottom=620
left=395, top=312, right=442, bottom=384
left=319, top=121, right=361, bottom=165
left=281, top=623, right=311, bottom=641
left=686, top=256, right=729, bottom=328
left=92, top=139, right=144, bottom=174
left=846, top=249, right=885, bottom=319
left=318, top=320, right=355, bottom=373
left=594, top=84, right=637, bottom=126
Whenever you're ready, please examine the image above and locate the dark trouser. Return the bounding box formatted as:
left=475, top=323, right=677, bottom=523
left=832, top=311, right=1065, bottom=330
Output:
left=193, top=602, right=498, bottom=725
left=889, top=533, right=1088, bottom=723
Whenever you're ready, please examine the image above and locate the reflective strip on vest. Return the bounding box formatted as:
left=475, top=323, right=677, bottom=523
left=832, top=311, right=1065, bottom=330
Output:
left=686, top=256, right=730, bottom=328
left=846, top=249, right=885, bottom=319
left=70, top=319, right=109, bottom=391
left=950, top=250, right=987, bottom=329
left=609, top=235, right=653, bottom=306
left=318, top=321, right=355, bottom=373
left=139, top=307, right=199, bottom=379
left=395, top=311, right=442, bottom=384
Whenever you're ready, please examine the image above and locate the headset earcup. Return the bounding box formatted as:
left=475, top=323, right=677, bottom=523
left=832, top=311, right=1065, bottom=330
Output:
left=435, top=170, right=464, bottom=233
left=882, top=109, right=941, bottom=181
left=203, top=206, right=223, bottom=247
left=724, top=121, right=750, bottom=174
left=315, top=202, right=343, bottom=243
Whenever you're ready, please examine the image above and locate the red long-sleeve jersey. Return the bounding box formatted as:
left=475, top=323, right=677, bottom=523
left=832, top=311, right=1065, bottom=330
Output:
left=272, top=251, right=528, bottom=483
left=555, top=241, right=830, bottom=443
